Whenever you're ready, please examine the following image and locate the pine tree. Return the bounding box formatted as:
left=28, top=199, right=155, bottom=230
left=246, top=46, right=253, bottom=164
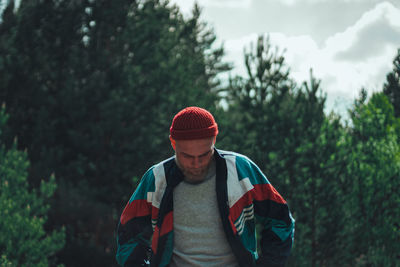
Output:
left=222, top=35, right=349, bottom=266
left=0, top=106, right=65, bottom=267
left=344, top=92, right=400, bottom=266
left=383, top=49, right=400, bottom=117
left=0, top=0, right=229, bottom=265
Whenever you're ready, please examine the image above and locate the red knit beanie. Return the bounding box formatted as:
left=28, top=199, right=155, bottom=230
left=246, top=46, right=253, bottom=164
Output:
left=170, top=107, right=218, bottom=140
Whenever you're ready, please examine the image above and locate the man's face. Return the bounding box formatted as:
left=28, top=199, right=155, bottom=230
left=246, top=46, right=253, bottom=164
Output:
left=173, top=137, right=215, bottom=184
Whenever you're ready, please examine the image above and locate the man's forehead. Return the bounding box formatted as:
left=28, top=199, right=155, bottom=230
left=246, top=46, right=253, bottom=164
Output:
left=175, top=136, right=215, bottom=145
left=180, top=149, right=213, bottom=157
left=175, top=138, right=215, bottom=156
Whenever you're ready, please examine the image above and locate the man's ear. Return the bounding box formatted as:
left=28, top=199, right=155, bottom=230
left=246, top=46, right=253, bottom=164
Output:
left=169, top=135, right=176, bottom=150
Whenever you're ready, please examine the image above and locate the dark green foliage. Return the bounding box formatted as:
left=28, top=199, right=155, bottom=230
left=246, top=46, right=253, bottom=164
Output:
left=222, top=35, right=344, bottom=266
left=1, top=0, right=400, bottom=266
left=344, top=91, right=400, bottom=266
left=0, top=0, right=229, bottom=265
left=221, top=35, right=400, bottom=267
left=220, top=36, right=295, bottom=163
left=0, top=106, right=65, bottom=267
left=383, top=49, right=400, bottom=117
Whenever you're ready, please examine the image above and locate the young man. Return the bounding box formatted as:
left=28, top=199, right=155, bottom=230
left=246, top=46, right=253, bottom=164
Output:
left=116, top=107, right=295, bottom=267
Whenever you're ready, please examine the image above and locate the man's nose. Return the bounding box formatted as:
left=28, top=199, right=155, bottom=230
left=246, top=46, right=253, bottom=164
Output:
left=192, top=157, right=201, bottom=167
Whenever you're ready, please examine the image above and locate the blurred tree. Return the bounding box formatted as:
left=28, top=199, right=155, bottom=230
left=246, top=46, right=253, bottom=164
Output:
left=383, top=49, right=400, bottom=117
left=221, top=35, right=351, bottom=266
left=220, top=35, right=294, bottom=165
left=284, top=80, right=349, bottom=267
left=0, top=106, right=65, bottom=267
left=0, top=0, right=229, bottom=265
left=344, top=91, right=400, bottom=266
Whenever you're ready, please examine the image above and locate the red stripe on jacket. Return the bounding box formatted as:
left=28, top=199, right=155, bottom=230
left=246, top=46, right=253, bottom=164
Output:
left=152, top=227, right=160, bottom=253
left=152, top=206, right=159, bottom=221
left=160, top=211, right=173, bottom=236
left=229, top=183, right=286, bottom=223
left=253, top=183, right=286, bottom=204
left=151, top=211, right=173, bottom=254
left=229, top=192, right=253, bottom=223
left=120, top=199, right=151, bottom=225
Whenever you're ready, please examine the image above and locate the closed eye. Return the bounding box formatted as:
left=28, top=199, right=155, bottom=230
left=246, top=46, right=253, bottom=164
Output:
left=181, top=150, right=212, bottom=159
left=182, top=153, right=194, bottom=159
left=199, top=150, right=211, bottom=158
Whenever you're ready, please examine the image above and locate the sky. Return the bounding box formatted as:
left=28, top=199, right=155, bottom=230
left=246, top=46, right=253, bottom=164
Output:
left=1, top=0, right=399, bottom=117
left=169, top=0, right=400, bottom=117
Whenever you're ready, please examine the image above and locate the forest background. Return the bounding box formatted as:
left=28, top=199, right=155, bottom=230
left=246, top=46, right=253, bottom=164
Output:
left=0, top=0, right=399, bottom=266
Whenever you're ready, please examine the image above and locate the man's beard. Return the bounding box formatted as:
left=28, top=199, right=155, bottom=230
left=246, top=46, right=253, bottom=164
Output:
left=175, top=159, right=211, bottom=184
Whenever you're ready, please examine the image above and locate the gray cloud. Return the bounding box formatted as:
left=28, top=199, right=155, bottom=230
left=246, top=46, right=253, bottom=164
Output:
left=173, top=1, right=398, bottom=47
left=202, top=0, right=399, bottom=45
left=171, top=0, right=399, bottom=116
left=335, top=16, right=400, bottom=61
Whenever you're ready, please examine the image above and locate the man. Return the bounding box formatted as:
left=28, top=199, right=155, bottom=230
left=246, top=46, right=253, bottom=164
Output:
left=116, top=107, right=295, bottom=267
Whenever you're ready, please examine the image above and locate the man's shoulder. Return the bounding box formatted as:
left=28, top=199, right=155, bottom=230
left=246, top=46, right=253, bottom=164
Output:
left=145, top=156, right=175, bottom=172
left=141, top=156, right=175, bottom=180
left=216, top=149, right=263, bottom=177
left=216, top=149, right=252, bottom=164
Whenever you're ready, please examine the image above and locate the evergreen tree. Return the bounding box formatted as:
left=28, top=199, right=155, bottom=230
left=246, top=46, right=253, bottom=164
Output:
left=0, top=0, right=229, bottom=265
left=221, top=35, right=294, bottom=167
left=222, top=35, right=348, bottom=266
left=383, top=49, right=400, bottom=117
left=344, top=91, right=400, bottom=266
left=0, top=106, right=65, bottom=267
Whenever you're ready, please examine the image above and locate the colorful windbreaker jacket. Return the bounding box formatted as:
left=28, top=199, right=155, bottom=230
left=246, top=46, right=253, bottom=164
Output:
left=116, top=149, right=295, bottom=267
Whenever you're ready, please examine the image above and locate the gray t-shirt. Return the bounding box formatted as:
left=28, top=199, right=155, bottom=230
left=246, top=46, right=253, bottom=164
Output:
left=170, top=159, right=239, bottom=267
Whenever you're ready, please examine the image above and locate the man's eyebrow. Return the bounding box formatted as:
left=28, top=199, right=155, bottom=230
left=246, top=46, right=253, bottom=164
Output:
left=199, top=150, right=212, bottom=157
left=181, top=152, right=194, bottom=157
left=181, top=150, right=212, bottom=158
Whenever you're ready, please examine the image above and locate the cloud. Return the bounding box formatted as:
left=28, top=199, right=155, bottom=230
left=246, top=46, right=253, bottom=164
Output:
left=223, top=1, right=400, bottom=116
left=275, top=0, right=381, bottom=6
left=223, top=33, right=319, bottom=79
left=169, top=0, right=252, bottom=14
left=318, top=2, right=400, bottom=97
left=333, top=1, right=400, bottom=61
left=205, top=0, right=252, bottom=8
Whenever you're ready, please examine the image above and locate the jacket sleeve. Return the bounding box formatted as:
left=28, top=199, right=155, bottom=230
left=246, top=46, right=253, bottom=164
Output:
left=116, top=168, right=155, bottom=267
left=238, top=156, right=295, bottom=267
